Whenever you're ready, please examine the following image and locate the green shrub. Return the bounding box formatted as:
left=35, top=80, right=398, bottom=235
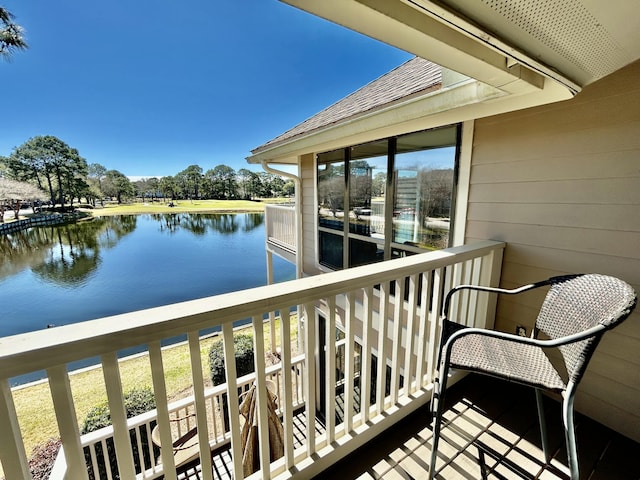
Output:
left=81, top=387, right=157, bottom=480
left=208, top=333, right=255, bottom=385
left=28, top=437, right=61, bottom=480
left=209, top=333, right=256, bottom=432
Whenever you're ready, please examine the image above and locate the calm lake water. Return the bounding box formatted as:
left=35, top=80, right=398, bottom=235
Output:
left=0, top=213, right=295, bottom=384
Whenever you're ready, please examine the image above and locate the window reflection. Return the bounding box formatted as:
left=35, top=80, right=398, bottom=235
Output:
left=348, top=140, right=387, bottom=267
left=393, top=147, right=455, bottom=249
left=317, top=125, right=458, bottom=270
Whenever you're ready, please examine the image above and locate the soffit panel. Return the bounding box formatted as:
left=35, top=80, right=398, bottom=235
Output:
left=437, top=0, right=640, bottom=86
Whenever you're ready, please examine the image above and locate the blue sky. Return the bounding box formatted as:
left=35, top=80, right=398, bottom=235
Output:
left=1, top=1, right=412, bottom=178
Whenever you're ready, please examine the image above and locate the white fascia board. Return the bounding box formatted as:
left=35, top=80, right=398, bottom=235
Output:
left=247, top=79, right=496, bottom=164
left=247, top=74, right=571, bottom=165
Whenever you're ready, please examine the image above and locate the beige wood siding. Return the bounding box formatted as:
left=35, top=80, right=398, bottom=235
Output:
left=300, top=153, right=321, bottom=275
left=467, top=59, right=640, bottom=441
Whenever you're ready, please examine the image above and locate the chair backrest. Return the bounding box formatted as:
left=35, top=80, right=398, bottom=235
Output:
left=535, top=274, right=637, bottom=383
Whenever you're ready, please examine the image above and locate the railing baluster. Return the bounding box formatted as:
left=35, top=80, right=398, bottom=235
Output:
left=0, top=379, right=31, bottom=479
left=390, top=279, right=404, bottom=403
left=144, top=423, right=154, bottom=473
left=252, top=315, right=272, bottom=478
left=188, top=331, right=214, bottom=480
left=101, top=438, right=113, bottom=480
left=208, top=391, right=219, bottom=442
left=303, top=302, right=317, bottom=456
left=426, top=268, right=444, bottom=384
left=360, top=286, right=373, bottom=423
left=222, top=323, right=243, bottom=478
left=376, top=281, right=390, bottom=414
left=403, top=273, right=419, bottom=396
left=148, top=340, right=176, bottom=477
left=88, top=444, right=99, bottom=478
left=133, top=425, right=145, bottom=476
left=449, top=261, right=464, bottom=324
left=344, top=291, right=356, bottom=432
left=415, top=271, right=431, bottom=388
left=325, top=296, right=336, bottom=443
left=101, top=352, right=136, bottom=479
left=279, top=308, right=295, bottom=469
left=47, top=365, right=89, bottom=480
left=468, top=257, right=483, bottom=327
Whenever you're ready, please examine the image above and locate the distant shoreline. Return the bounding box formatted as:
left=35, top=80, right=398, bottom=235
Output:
left=87, top=198, right=270, bottom=216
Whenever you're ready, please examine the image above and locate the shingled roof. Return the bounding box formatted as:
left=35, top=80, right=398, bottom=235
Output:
left=252, top=57, right=442, bottom=153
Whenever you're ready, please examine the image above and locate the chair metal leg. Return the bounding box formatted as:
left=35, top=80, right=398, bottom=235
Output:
left=563, top=382, right=579, bottom=480
left=535, top=388, right=550, bottom=463
left=429, top=363, right=450, bottom=480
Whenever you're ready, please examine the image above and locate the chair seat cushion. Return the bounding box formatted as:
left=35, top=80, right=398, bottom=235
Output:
left=449, top=333, right=566, bottom=392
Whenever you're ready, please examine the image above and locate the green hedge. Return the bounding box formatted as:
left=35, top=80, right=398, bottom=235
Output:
left=209, top=333, right=256, bottom=432
left=208, top=333, right=255, bottom=385
left=81, top=387, right=157, bottom=480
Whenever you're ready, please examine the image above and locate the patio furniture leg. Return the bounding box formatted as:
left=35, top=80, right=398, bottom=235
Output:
left=535, top=388, right=550, bottom=463
left=429, top=363, right=450, bottom=480
left=563, top=382, right=579, bottom=480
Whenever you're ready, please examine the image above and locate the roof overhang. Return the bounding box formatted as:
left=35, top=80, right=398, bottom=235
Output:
left=249, top=75, right=568, bottom=165
left=249, top=0, right=640, bottom=165
left=282, top=0, right=640, bottom=92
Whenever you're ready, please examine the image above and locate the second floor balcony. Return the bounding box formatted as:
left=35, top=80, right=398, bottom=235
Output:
left=264, top=204, right=296, bottom=265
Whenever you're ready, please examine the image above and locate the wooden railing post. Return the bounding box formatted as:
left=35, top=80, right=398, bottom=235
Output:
left=0, top=380, right=31, bottom=480
left=47, top=366, right=89, bottom=480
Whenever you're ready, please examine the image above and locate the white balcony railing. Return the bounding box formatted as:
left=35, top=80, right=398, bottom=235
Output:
left=264, top=204, right=296, bottom=255
left=75, top=356, right=307, bottom=479
left=0, top=240, right=504, bottom=480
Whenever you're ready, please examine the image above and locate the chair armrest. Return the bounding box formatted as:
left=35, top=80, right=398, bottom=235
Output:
left=442, top=280, right=553, bottom=319
left=442, top=323, right=607, bottom=354
left=441, top=275, right=584, bottom=320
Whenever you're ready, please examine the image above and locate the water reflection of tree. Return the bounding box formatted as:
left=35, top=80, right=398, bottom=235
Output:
left=151, top=213, right=263, bottom=236
left=98, top=215, right=137, bottom=249
left=0, top=216, right=137, bottom=284
left=209, top=214, right=239, bottom=235
left=33, top=217, right=137, bottom=286
left=243, top=213, right=264, bottom=232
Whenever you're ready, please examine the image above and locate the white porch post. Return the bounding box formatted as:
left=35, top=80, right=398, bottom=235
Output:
left=0, top=380, right=31, bottom=480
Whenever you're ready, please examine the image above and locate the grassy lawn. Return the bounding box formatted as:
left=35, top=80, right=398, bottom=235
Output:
left=11, top=319, right=298, bottom=464
left=87, top=198, right=292, bottom=216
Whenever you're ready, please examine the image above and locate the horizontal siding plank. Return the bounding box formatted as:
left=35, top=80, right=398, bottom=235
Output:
left=469, top=177, right=640, bottom=204
left=470, top=150, right=640, bottom=184
left=466, top=221, right=640, bottom=259
left=468, top=203, right=639, bottom=232
left=579, top=373, right=640, bottom=420
left=576, top=390, right=640, bottom=443
left=473, top=121, right=640, bottom=165
left=501, top=247, right=640, bottom=286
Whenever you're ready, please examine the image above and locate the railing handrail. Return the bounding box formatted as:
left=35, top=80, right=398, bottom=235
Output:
left=264, top=204, right=295, bottom=212
left=0, top=240, right=504, bottom=379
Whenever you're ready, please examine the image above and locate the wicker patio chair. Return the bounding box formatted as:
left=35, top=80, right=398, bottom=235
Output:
left=429, top=274, right=637, bottom=480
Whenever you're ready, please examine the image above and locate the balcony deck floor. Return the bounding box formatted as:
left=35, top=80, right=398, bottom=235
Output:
left=177, top=375, right=640, bottom=479
left=316, top=374, right=640, bottom=479
left=175, top=408, right=325, bottom=480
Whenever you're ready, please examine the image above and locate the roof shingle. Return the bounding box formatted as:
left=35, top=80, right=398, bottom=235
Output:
left=252, top=57, right=442, bottom=153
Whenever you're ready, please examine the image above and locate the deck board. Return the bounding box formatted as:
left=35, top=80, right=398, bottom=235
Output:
left=315, top=374, right=640, bottom=479
left=177, top=375, right=640, bottom=479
